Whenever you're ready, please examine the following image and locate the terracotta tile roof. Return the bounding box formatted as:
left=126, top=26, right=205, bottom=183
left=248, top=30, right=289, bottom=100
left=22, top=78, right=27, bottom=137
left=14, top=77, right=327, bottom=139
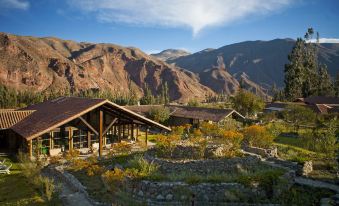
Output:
left=125, top=105, right=245, bottom=122
left=0, top=110, right=34, bottom=129
left=11, top=97, right=170, bottom=140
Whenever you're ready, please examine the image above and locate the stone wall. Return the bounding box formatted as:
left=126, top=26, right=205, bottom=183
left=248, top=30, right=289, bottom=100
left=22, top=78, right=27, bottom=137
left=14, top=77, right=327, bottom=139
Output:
left=126, top=180, right=268, bottom=205
left=243, top=146, right=278, bottom=158
left=145, top=154, right=261, bottom=175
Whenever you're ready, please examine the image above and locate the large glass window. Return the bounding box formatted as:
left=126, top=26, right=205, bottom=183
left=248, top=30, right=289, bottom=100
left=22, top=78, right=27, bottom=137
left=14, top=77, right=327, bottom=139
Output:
left=73, top=129, right=88, bottom=149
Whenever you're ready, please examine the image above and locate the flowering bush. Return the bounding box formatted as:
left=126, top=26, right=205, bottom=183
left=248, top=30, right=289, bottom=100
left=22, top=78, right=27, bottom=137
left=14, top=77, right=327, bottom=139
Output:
left=155, top=134, right=180, bottom=158
left=243, top=125, right=273, bottom=148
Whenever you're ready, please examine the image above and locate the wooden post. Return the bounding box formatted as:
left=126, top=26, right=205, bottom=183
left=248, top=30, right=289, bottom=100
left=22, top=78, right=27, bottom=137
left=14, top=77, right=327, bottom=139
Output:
left=118, top=125, right=121, bottom=141
left=131, top=123, right=134, bottom=141
left=68, top=127, right=73, bottom=151
left=122, top=124, right=125, bottom=139
left=99, top=110, right=103, bottom=157
left=29, top=139, right=33, bottom=158
left=87, top=131, right=91, bottom=149
left=49, top=132, right=53, bottom=150
left=145, top=126, right=148, bottom=145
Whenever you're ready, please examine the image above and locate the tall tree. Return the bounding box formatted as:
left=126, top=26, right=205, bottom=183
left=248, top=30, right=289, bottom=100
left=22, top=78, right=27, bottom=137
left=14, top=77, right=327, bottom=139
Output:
left=335, top=73, right=339, bottom=97
left=284, top=38, right=305, bottom=100
left=317, top=64, right=334, bottom=96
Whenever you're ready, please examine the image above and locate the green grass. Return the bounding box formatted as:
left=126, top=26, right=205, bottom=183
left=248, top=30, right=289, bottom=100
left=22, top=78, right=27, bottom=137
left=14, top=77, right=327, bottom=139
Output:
left=0, top=156, right=61, bottom=206
left=136, top=133, right=158, bottom=143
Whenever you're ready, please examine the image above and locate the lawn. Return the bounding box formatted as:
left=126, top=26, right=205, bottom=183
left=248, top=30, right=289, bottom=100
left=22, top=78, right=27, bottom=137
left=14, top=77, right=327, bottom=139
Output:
left=0, top=156, right=61, bottom=206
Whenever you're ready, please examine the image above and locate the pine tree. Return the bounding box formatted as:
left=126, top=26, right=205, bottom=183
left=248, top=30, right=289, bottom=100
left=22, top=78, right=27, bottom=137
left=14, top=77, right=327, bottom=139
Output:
left=317, top=64, right=334, bottom=96
left=335, top=73, right=339, bottom=97
left=284, top=38, right=305, bottom=100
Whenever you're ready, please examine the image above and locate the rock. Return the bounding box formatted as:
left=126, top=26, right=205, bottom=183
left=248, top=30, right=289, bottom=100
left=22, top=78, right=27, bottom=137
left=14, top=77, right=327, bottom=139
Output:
left=138, top=190, right=144, bottom=197
left=165, top=194, right=173, bottom=200
left=156, top=194, right=164, bottom=201
left=302, top=161, right=313, bottom=176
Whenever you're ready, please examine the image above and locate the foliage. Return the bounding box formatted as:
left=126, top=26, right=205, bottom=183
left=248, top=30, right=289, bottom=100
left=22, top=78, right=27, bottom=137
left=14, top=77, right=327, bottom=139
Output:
left=171, top=126, right=185, bottom=136
left=219, top=118, right=243, bottom=131
left=282, top=104, right=316, bottom=131
left=64, top=149, right=80, bottom=161
left=243, top=125, right=273, bottom=148
left=127, top=155, right=159, bottom=177
left=187, top=98, right=200, bottom=107
left=284, top=28, right=335, bottom=100
left=147, top=106, right=170, bottom=123
left=266, top=122, right=286, bottom=138
left=155, top=134, right=180, bottom=157
left=140, top=82, right=170, bottom=105
left=110, top=142, right=132, bottom=155
left=17, top=153, right=57, bottom=202
left=199, top=122, right=221, bottom=137
left=215, top=130, right=244, bottom=158
left=231, top=89, right=264, bottom=117
left=188, top=136, right=207, bottom=159
left=102, top=168, right=126, bottom=192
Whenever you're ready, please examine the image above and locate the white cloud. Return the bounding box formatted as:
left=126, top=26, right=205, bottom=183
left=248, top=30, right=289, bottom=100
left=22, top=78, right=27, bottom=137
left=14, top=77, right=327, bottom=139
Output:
left=67, top=0, right=293, bottom=36
left=0, top=0, right=30, bottom=10
left=308, top=38, right=339, bottom=43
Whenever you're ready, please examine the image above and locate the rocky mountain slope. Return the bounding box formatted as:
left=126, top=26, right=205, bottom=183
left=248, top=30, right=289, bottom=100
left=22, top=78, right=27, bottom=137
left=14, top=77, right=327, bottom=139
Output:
left=0, top=32, right=215, bottom=102
left=168, top=39, right=339, bottom=88
left=151, top=49, right=191, bottom=61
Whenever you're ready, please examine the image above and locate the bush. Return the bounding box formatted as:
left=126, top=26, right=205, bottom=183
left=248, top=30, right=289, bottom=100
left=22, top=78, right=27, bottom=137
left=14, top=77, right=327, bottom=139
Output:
left=102, top=168, right=126, bottom=192
left=171, top=126, right=185, bottom=136
left=200, top=122, right=221, bottom=137
left=216, top=130, right=244, bottom=157
left=155, top=134, right=180, bottom=158
left=110, top=142, right=132, bottom=155
left=243, top=125, right=273, bottom=148
left=64, top=149, right=80, bottom=161
left=128, top=155, right=159, bottom=177
left=188, top=136, right=207, bottom=159
left=40, top=176, right=55, bottom=201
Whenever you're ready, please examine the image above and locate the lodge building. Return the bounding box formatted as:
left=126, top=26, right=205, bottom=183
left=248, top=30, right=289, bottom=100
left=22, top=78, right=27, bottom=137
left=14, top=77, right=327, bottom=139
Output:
left=0, top=97, right=170, bottom=158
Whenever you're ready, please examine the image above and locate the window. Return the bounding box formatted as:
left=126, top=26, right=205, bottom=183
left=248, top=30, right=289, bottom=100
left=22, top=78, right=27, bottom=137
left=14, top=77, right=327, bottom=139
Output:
left=73, top=129, right=88, bottom=149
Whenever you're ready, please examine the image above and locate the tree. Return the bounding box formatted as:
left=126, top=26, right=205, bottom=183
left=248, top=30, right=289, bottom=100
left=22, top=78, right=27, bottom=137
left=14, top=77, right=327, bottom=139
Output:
left=282, top=105, right=316, bottom=132
left=317, top=64, right=334, bottom=96
left=140, top=83, right=155, bottom=105
left=284, top=28, right=334, bottom=100
left=147, top=106, right=170, bottom=123
left=231, top=89, right=264, bottom=117
left=335, top=73, right=339, bottom=97
left=284, top=38, right=306, bottom=100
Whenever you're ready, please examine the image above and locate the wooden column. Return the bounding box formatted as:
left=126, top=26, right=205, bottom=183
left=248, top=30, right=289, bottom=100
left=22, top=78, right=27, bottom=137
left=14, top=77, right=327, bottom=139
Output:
left=28, top=139, right=33, bottom=158
left=145, top=126, right=148, bottom=145
left=131, top=124, right=134, bottom=141
left=136, top=125, right=139, bottom=141
left=122, top=124, right=125, bottom=139
left=49, top=132, right=53, bottom=150
left=118, top=125, right=121, bottom=141
left=99, top=110, right=103, bottom=157
left=68, top=127, right=73, bottom=151
left=87, top=131, right=91, bottom=148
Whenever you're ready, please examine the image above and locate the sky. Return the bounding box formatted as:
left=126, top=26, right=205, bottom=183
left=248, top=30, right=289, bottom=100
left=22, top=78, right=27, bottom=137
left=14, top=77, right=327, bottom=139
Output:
left=0, top=0, right=339, bottom=54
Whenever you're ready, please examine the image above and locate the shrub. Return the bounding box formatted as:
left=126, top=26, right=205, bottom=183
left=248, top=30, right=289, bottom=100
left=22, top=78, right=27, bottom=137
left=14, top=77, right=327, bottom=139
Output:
left=40, top=176, right=55, bottom=201
left=189, top=136, right=207, bottom=159
left=110, top=142, right=132, bottom=155
left=155, top=134, right=180, bottom=157
left=102, top=168, right=126, bottom=192
left=87, top=164, right=104, bottom=176
left=200, top=122, right=221, bottom=137
left=171, top=126, right=185, bottom=136
left=128, top=155, right=159, bottom=177
left=243, top=125, right=273, bottom=148
left=215, top=130, right=244, bottom=157
left=64, top=149, right=80, bottom=161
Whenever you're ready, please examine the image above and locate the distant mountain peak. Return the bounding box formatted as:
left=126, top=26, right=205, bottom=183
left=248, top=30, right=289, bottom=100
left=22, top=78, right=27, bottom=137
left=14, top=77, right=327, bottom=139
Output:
left=151, top=49, right=191, bottom=61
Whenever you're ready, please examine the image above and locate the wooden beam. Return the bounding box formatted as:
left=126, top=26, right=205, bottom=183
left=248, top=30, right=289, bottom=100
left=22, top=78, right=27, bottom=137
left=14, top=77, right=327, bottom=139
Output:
left=103, top=118, right=118, bottom=135
left=79, top=116, right=99, bottom=136
left=99, top=110, right=103, bottom=157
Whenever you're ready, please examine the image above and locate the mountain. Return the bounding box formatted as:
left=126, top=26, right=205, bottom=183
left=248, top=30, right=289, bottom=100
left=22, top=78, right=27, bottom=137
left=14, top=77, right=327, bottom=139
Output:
left=168, top=39, right=339, bottom=88
left=0, top=32, right=214, bottom=103
left=151, top=49, right=191, bottom=61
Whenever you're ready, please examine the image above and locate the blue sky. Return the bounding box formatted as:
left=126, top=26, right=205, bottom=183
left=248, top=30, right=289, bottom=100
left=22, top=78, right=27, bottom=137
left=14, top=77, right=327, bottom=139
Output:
left=0, top=0, right=338, bottom=53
